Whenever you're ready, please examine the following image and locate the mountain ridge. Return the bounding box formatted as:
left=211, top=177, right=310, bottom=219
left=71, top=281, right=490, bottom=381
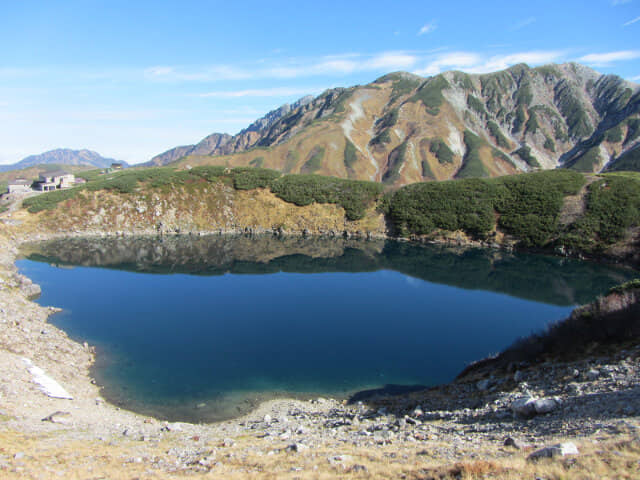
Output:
left=148, top=62, right=640, bottom=186
left=0, top=148, right=128, bottom=173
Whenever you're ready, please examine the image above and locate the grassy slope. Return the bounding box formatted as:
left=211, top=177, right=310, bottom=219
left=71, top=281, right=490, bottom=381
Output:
left=18, top=165, right=640, bottom=262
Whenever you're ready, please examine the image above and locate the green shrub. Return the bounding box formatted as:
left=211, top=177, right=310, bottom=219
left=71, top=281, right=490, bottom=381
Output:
left=456, top=130, right=489, bottom=178
left=493, top=170, right=584, bottom=247
left=409, top=75, right=450, bottom=115
left=301, top=146, right=325, bottom=174
left=561, top=174, right=640, bottom=251
left=344, top=140, right=358, bottom=171
left=568, top=147, right=601, bottom=172
left=487, top=121, right=511, bottom=149
left=525, top=111, right=540, bottom=134
left=605, top=124, right=623, bottom=143
left=370, top=130, right=392, bottom=147
left=385, top=178, right=496, bottom=237
left=382, top=142, right=408, bottom=184
left=544, top=136, right=556, bottom=152
left=513, top=145, right=540, bottom=168
left=249, top=156, right=264, bottom=168
left=270, top=174, right=383, bottom=221
left=624, top=118, right=640, bottom=145
left=385, top=170, right=585, bottom=246
left=429, top=138, right=454, bottom=164
left=231, top=168, right=281, bottom=190
left=22, top=187, right=82, bottom=213
left=608, top=146, right=640, bottom=172
left=467, top=94, right=486, bottom=116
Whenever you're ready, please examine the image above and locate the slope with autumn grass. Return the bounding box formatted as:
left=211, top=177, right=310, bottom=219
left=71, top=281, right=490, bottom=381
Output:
left=147, top=63, right=640, bottom=187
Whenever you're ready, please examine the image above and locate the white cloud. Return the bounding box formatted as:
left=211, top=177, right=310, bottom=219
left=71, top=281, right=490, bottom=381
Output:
left=612, top=0, right=632, bottom=5
left=413, top=50, right=564, bottom=76
left=623, top=15, right=640, bottom=26
left=418, top=21, right=437, bottom=36
left=630, top=75, right=640, bottom=82
left=510, top=17, right=536, bottom=31
left=198, top=87, right=323, bottom=98
left=413, top=52, right=482, bottom=76
left=143, top=52, right=418, bottom=82
left=578, top=50, right=640, bottom=66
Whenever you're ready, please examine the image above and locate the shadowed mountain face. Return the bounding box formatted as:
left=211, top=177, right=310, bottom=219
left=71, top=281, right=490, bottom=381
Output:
left=0, top=148, right=128, bottom=172
left=147, top=63, right=640, bottom=186
left=21, top=235, right=636, bottom=306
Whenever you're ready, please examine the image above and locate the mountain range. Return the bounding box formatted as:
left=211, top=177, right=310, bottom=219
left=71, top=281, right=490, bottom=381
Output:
left=148, top=62, right=640, bottom=186
left=0, top=149, right=127, bottom=173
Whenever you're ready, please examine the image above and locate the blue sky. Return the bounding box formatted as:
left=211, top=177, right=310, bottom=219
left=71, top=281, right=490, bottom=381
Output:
left=1, top=0, right=639, bottom=165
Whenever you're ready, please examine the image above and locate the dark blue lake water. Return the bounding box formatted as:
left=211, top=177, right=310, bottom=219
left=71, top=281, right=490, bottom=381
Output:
left=17, top=236, right=635, bottom=422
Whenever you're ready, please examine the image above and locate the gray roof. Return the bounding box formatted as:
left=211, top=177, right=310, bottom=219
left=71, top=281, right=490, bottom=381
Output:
left=9, top=179, right=31, bottom=185
left=40, top=170, right=72, bottom=177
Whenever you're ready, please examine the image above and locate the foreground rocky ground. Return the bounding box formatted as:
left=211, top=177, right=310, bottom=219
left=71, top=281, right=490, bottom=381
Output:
left=1, top=210, right=639, bottom=478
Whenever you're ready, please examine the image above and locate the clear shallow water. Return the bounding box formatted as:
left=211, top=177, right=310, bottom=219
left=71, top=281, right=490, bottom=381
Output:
left=17, top=236, right=636, bottom=422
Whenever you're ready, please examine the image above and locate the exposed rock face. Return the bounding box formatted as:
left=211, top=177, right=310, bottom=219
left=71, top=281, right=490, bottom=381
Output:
left=147, top=96, right=314, bottom=166
left=0, top=149, right=127, bottom=172
left=147, top=63, right=640, bottom=186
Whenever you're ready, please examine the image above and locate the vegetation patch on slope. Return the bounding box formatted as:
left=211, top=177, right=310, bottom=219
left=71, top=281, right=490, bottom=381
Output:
left=270, top=174, right=383, bottom=221
left=455, top=130, right=489, bottom=179
left=429, top=138, right=454, bottom=164
left=560, top=173, right=640, bottom=252
left=608, top=146, right=640, bottom=172
left=301, top=146, right=325, bottom=174
left=513, top=145, right=540, bottom=168
left=487, top=121, right=511, bottom=149
left=24, top=165, right=384, bottom=221
left=568, top=146, right=602, bottom=172
left=408, top=75, right=450, bottom=115
left=384, top=170, right=585, bottom=246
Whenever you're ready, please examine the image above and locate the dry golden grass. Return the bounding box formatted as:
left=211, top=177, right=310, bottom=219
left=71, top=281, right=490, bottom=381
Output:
left=2, top=427, right=639, bottom=480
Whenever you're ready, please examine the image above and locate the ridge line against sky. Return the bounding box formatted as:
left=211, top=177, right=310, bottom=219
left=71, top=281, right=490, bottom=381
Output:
left=1, top=0, right=639, bottom=165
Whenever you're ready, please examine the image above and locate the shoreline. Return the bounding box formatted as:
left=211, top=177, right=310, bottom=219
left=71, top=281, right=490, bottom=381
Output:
left=1, top=223, right=640, bottom=477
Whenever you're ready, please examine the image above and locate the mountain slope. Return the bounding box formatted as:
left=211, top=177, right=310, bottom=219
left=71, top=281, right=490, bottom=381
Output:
left=152, top=63, right=640, bottom=186
left=0, top=149, right=127, bottom=172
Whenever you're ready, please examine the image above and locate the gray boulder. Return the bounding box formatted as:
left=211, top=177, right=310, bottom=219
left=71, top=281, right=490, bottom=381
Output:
left=528, top=442, right=579, bottom=461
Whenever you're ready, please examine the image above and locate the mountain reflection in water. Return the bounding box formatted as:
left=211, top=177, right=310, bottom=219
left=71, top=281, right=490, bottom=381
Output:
left=17, top=235, right=635, bottom=422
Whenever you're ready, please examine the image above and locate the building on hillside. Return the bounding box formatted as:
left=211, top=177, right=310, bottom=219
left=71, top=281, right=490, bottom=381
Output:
left=7, top=179, right=33, bottom=194
left=35, top=171, right=76, bottom=191
left=111, top=162, right=123, bottom=170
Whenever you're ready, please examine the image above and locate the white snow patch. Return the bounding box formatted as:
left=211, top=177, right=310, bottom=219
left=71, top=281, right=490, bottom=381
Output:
left=394, top=128, right=406, bottom=142
left=447, top=122, right=465, bottom=157
left=22, top=358, right=73, bottom=400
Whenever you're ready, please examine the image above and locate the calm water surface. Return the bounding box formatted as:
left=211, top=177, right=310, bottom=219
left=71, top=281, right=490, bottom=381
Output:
left=17, top=236, right=635, bottom=422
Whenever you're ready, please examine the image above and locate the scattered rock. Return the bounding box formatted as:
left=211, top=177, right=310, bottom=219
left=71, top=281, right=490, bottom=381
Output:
left=528, top=442, right=579, bottom=461
left=534, top=397, right=560, bottom=415
left=41, top=411, right=71, bottom=424
left=511, top=395, right=538, bottom=418
left=587, top=369, right=600, bottom=381
left=503, top=437, right=526, bottom=449
left=476, top=379, right=491, bottom=391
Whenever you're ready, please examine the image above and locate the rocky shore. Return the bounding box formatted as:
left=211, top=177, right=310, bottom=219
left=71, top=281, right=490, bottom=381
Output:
left=1, top=214, right=639, bottom=478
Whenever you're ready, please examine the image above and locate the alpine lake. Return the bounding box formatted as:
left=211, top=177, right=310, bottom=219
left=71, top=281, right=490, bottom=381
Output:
left=16, top=235, right=637, bottom=423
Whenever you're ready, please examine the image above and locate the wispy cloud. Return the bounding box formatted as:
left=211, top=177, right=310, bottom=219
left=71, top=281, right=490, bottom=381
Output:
left=418, top=21, right=437, bottom=36
left=145, top=52, right=418, bottom=82
left=630, top=75, right=640, bottom=82
left=623, top=15, right=640, bottom=26
left=413, top=50, right=565, bottom=76
left=510, top=17, right=536, bottom=31
left=612, top=0, right=632, bottom=5
left=197, top=87, right=323, bottom=98
left=578, top=50, right=640, bottom=66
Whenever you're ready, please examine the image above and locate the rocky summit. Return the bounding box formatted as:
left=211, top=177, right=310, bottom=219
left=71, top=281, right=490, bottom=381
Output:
left=149, top=63, right=640, bottom=186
